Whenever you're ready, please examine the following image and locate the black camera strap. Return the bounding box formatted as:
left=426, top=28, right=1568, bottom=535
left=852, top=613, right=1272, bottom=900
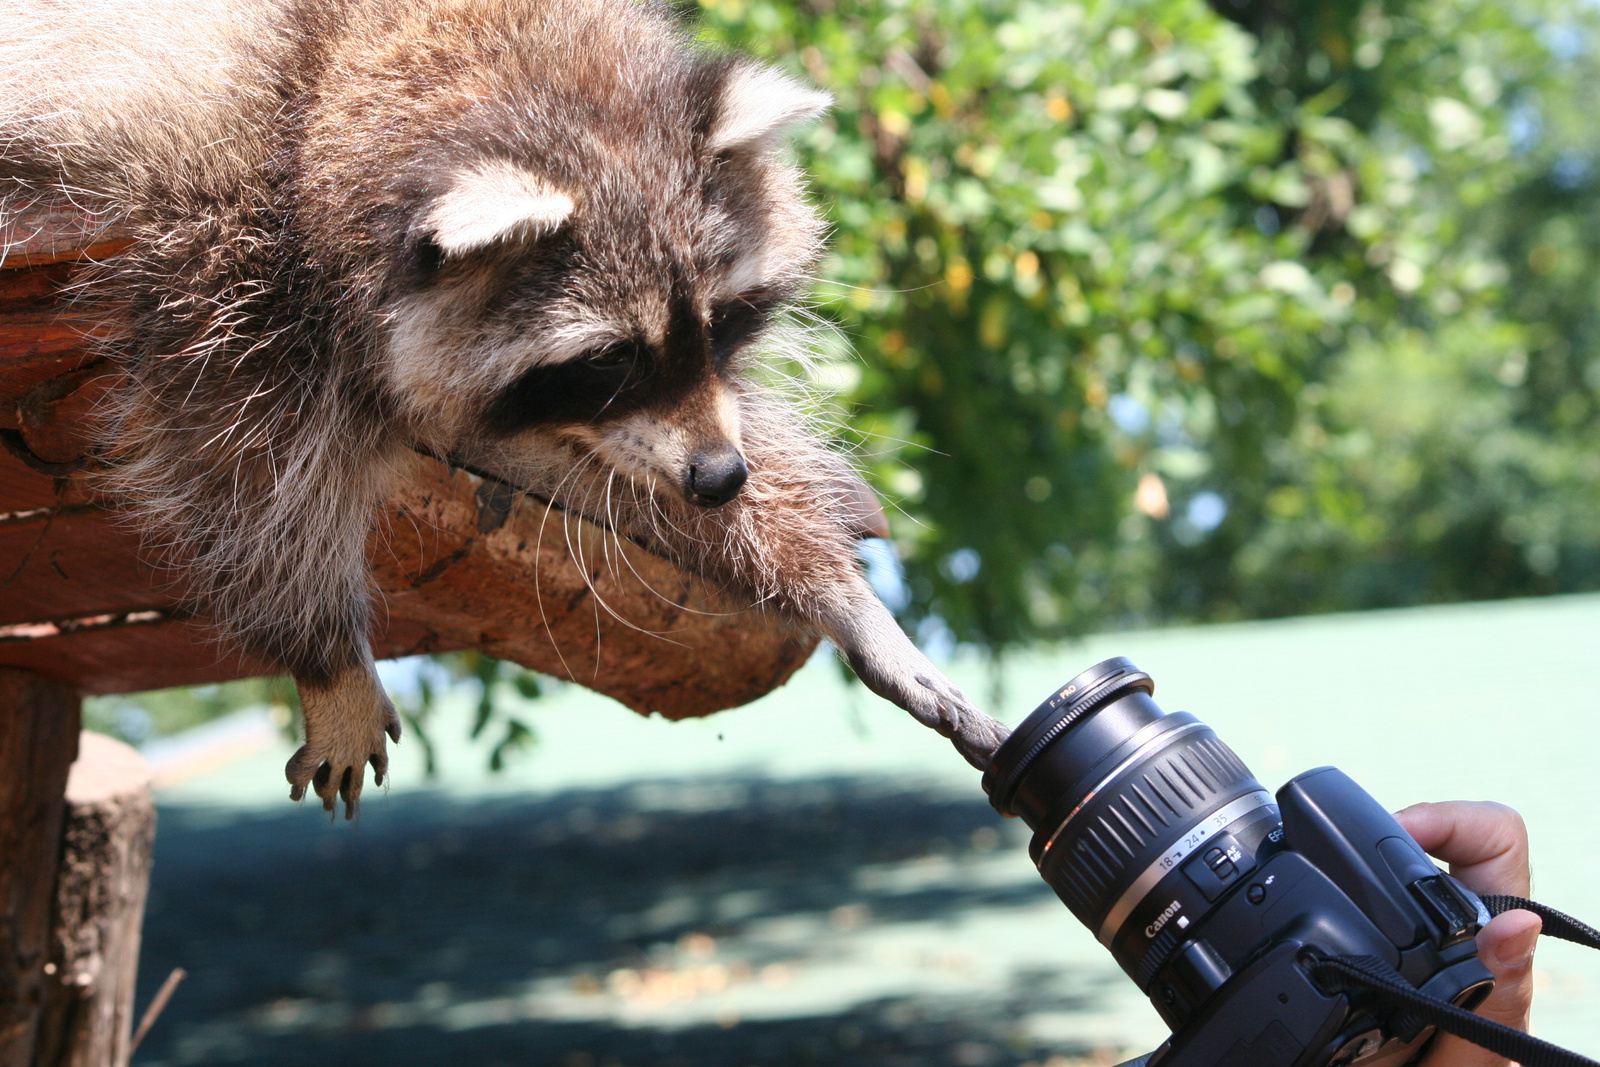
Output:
left=1480, top=895, right=1600, bottom=951
left=1309, top=954, right=1598, bottom=1067
left=1307, top=895, right=1600, bottom=1067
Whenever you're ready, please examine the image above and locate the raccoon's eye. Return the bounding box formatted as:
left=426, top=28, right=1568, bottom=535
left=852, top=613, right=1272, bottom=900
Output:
left=709, top=291, right=781, bottom=365
left=411, top=235, right=444, bottom=275
left=583, top=346, right=633, bottom=368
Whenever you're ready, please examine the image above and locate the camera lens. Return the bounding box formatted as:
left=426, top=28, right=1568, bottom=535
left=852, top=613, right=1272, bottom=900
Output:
left=983, top=658, right=1278, bottom=987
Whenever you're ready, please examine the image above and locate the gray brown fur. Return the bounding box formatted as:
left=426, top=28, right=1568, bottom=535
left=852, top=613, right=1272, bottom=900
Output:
left=1, top=0, right=1007, bottom=815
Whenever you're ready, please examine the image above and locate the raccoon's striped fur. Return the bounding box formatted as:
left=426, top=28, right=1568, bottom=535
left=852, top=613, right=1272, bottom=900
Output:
left=1, top=0, right=1007, bottom=815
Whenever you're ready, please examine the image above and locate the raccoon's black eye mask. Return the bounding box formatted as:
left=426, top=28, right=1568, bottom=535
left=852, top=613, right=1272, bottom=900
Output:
left=410, top=234, right=445, bottom=277
left=482, top=291, right=785, bottom=436
left=482, top=340, right=661, bottom=435
left=709, top=291, right=783, bottom=368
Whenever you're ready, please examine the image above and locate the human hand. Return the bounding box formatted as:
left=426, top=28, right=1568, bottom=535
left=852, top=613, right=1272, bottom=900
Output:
left=1396, top=801, right=1542, bottom=1067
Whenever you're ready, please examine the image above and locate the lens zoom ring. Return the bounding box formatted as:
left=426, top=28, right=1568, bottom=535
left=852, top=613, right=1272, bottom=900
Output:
left=1042, top=733, right=1256, bottom=923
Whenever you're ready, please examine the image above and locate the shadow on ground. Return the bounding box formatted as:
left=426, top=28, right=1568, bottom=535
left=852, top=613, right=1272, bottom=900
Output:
left=133, top=778, right=1135, bottom=1066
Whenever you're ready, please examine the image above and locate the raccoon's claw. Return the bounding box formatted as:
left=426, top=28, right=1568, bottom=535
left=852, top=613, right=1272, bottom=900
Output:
left=286, top=668, right=401, bottom=820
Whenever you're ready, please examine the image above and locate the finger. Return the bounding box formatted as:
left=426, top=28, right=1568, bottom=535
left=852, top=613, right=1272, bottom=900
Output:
left=913, top=672, right=970, bottom=733
left=1418, top=910, right=1541, bottom=1067
left=962, top=710, right=1009, bottom=753
left=951, top=714, right=1008, bottom=768
left=313, top=761, right=337, bottom=812
left=370, top=748, right=388, bottom=788
left=285, top=745, right=320, bottom=801
left=340, top=765, right=360, bottom=822
left=1394, top=801, right=1531, bottom=896
left=383, top=701, right=402, bottom=743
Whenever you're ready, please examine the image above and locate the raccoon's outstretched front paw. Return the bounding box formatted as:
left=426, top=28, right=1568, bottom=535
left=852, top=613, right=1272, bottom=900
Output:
left=839, top=620, right=1009, bottom=769
left=896, top=661, right=1010, bottom=768
left=286, top=664, right=401, bottom=820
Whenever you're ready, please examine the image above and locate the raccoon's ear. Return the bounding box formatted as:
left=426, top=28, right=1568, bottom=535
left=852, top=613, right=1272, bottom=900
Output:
left=420, top=161, right=575, bottom=258
left=708, top=64, right=832, bottom=154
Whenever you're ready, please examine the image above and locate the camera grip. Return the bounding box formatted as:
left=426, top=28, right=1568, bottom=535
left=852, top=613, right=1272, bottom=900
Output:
left=1278, top=768, right=1434, bottom=949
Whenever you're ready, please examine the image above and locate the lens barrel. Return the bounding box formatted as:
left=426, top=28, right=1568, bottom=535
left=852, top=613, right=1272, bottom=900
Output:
left=984, top=658, right=1277, bottom=985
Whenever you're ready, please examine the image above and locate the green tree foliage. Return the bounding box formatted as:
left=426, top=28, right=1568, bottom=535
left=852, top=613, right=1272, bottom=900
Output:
left=393, top=652, right=544, bottom=776
left=698, top=0, right=1600, bottom=647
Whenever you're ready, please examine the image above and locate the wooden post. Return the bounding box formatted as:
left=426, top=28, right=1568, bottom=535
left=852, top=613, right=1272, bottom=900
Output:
left=33, top=734, right=155, bottom=1067
left=0, top=670, right=80, bottom=1067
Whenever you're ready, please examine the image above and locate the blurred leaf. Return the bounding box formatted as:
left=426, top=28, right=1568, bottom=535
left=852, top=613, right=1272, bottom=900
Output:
left=489, top=719, right=537, bottom=774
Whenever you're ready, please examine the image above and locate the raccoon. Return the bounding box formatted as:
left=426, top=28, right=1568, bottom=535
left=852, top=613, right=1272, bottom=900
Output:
left=1, top=0, right=1008, bottom=816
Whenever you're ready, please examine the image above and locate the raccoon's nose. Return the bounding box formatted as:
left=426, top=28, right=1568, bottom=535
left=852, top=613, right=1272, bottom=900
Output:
left=686, top=451, right=749, bottom=507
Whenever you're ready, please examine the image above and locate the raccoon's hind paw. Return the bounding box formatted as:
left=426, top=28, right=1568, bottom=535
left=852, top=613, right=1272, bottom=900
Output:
left=287, top=665, right=402, bottom=820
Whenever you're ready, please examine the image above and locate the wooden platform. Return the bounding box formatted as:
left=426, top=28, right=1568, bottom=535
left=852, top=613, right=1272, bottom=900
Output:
left=0, top=202, right=814, bottom=715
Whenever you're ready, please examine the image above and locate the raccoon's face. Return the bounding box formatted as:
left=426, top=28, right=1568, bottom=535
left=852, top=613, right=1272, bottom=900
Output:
left=375, top=59, right=830, bottom=510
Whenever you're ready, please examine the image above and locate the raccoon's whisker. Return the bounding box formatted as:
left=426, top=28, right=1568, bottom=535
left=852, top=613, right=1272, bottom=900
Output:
left=809, top=278, right=944, bottom=297
left=530, top=461, right=582, bottom=687
left=851, top=428, right=943, bottom=457
left=555, top=454, right=607, bottom=607
left=606, top=472, right=732, bottom=623
left=875, top=492, right=929, bottom=530
left=574, top=470, right=622, bottom=599
left=556, top=470, right=624, bottom=668
left=562, top=463, right=646, bottom=640
left=640, top=480, right=704, bottom=551
left=638, top=476, right=674, bottom=552
left=599, top=483, right=660, bottom=620
left=589, top=472, right=626, bottom=605
left=580, top=471, right=690, bottom=642
left=599, top=468, right=624, bottom=587
left=555, top=464, right=614, bottom=677
left=546, top=449, right=599, bottom=567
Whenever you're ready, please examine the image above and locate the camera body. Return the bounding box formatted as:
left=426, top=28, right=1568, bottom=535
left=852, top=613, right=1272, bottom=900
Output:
left=983, top=658, right=1494, bottom=1067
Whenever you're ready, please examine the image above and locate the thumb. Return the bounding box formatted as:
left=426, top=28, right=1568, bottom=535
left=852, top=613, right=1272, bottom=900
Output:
left=1419, top=909, right=1541, bottom=1067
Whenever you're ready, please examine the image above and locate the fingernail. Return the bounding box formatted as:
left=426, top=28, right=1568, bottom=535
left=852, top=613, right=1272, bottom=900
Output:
left=1495, top=927, right=1539, bottom=970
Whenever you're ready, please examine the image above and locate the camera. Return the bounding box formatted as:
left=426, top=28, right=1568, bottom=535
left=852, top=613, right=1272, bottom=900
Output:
left=983, top=657, right=1495, bottom=1067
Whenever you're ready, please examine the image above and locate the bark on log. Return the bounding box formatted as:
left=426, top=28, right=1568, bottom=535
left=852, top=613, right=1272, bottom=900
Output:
left=0, top=670, right=80, bottom=1067
left=32, top=734, right=155, bottom=1067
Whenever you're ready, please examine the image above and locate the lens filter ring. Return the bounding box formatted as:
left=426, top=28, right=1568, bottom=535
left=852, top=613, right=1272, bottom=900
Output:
left=984, top=657, right=1154, bottom=815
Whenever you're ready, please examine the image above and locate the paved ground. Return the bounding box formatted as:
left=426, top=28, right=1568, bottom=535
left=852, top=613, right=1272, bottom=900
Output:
left=132, top=594, right=1600, bottom=1065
